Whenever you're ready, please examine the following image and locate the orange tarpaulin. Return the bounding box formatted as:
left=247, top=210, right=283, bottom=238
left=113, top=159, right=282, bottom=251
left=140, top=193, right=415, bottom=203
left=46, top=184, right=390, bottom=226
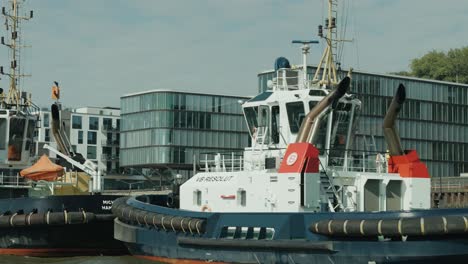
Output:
left=20, top=154, right=64, bottom=181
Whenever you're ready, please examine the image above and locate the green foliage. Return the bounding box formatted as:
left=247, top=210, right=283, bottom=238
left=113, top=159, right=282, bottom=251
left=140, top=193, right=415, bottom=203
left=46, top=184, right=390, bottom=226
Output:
left=406, top=46, right=468, bottom=84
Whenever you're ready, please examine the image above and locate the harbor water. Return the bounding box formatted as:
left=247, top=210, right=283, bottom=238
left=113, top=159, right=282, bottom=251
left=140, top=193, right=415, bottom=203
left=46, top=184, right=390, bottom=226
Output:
left=1, top=256, right=161, bottom=264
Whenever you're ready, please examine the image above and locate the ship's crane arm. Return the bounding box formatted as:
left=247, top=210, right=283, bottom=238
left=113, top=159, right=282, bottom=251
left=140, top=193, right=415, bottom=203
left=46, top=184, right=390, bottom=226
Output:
left=43, top=143, right=102, bottom=192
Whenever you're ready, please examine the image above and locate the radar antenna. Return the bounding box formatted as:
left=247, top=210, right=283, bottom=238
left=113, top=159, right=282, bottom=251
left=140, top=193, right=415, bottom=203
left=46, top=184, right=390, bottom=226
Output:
left=0, top=0, right=33, bottom=109
left=313, top=0, right=351, bottom=87
left=292, top=40, right=319, bottom=89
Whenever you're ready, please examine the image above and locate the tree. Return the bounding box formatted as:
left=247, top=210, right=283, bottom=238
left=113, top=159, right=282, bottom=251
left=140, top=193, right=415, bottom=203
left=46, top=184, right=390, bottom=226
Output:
left=393, top=46, right=468, bottom=84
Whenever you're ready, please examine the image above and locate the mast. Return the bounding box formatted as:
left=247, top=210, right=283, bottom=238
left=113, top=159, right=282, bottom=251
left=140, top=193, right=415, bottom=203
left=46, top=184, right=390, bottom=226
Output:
left=0, top=0, right=33, bottom=109
left=313, top=0, right=350, bottom=87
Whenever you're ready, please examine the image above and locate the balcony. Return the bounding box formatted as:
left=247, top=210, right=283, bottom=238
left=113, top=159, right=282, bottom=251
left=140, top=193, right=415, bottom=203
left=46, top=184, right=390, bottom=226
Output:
left=101, top=125, right=120, bottom=133
left=101, top=139, right=120, bottom=147
left=101, top=153, right=119, bottom=162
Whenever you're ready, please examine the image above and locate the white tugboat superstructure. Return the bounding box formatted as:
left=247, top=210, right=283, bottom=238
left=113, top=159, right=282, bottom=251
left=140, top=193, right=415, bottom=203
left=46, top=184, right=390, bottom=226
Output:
left=180, top=41, right=431, bottom=213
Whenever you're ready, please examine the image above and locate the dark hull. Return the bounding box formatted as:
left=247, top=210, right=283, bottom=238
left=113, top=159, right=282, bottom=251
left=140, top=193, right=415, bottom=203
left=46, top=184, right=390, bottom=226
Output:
left=113, top=196, right=468, bottom=264
left=0, top=195, right=127, bottom=256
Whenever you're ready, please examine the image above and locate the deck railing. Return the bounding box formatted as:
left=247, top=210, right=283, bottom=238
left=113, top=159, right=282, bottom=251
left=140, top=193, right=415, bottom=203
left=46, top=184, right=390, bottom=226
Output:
left=198, top=152, right=244, bottom=173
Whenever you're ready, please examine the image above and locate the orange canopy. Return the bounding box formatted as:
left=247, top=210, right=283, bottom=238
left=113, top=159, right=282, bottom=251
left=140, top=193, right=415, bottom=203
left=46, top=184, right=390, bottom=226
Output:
left=20, top=154, right=64, bottom=181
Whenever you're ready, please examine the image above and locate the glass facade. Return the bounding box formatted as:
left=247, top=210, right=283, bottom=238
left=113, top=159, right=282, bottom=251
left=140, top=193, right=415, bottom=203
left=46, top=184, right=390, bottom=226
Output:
left=258, top=67, right=468, bottom=177
left=120, top=91, right=250, bottom=177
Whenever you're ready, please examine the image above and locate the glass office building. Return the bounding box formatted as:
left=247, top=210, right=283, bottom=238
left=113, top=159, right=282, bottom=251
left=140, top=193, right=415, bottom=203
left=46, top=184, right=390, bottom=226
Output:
left=120, top=90, right=250, bottom=178
left=258, top=67, right=468, bottom=177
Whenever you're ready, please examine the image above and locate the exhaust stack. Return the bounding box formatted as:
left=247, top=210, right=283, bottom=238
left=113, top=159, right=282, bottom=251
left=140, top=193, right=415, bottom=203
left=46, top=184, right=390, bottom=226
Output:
left=383, top=84, right=406, bottom=156
left=296, top=77, right=350, bottom=143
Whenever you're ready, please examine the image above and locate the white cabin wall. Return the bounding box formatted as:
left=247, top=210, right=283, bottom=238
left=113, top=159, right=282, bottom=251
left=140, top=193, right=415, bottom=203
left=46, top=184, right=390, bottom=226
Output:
left=180, top=171, right=302, bottom=213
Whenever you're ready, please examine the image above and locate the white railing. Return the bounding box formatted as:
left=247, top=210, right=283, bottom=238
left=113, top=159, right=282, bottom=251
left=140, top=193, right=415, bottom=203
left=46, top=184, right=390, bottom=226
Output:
left=0, top=173, right=32, bottom=188
left=275, top=69, right=300, bottom=90
left=198, top=152, right=244, bottom=173
left=327, top=152, right=389, bottom=173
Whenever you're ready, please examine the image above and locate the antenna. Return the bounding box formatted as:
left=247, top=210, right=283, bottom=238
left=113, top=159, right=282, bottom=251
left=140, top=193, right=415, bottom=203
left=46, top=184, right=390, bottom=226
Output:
left=292, top=40, right=319, bottom=89
left=0, top=0, right=33, bottom=108
left=313, top=0, right=352, bottom=88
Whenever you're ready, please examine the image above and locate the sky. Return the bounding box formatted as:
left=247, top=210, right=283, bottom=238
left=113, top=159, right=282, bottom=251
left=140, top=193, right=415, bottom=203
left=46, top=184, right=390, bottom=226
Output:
left=0, top=0, right=467, bottom=108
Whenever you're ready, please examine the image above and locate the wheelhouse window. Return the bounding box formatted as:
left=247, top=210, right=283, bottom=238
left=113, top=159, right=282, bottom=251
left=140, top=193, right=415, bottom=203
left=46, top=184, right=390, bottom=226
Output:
left=271, top=106, right=280, bottom=144
left=8, top=118, right=26, bottom=161
left=311, top=109, right=331, bottom=154
left=0, top=118, right=7, bottom=150
left=72, top=115, right=82, bottom=129
left=286, top=102, right=305, bottom=133
left=25, top=120, right=35, bottom=151
left=243, top=106, right=258, bottom=137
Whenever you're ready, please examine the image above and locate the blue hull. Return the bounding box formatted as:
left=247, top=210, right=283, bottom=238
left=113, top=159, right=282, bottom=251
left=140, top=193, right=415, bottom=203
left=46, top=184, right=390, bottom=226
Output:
left=113, top=196, right=468, bottom=264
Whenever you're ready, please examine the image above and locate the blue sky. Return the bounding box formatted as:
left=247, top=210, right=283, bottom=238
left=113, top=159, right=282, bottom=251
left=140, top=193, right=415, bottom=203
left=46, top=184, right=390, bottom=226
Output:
left=0, top=0, right=467, bottom=108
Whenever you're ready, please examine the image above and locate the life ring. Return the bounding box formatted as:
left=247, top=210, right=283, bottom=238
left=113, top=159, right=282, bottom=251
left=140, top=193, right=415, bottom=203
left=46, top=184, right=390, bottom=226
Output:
left=201, top=205, right=212, bottom=212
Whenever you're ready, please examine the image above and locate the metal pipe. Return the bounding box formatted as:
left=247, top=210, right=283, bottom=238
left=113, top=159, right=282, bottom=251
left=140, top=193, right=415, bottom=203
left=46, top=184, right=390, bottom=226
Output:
left=296, top=76, right=350, bottom=143
left=383, top=84, right=406, bottom=156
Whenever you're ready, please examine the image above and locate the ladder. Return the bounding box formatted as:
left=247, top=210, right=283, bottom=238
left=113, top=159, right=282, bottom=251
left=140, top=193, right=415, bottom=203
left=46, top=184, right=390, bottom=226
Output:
left=319, top=161, right=344, bottom=212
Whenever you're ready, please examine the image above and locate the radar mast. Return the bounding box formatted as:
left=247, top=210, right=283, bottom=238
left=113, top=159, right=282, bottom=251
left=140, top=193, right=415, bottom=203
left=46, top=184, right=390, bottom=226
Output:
left=0, top=0, right=33, bottom=109
left=313, top=0, right=351, bottom=87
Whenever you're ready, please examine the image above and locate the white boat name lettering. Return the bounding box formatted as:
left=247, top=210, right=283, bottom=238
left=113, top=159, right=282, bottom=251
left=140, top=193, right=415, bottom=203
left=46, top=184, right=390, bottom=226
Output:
left=196, top=176, right=234, bottom=182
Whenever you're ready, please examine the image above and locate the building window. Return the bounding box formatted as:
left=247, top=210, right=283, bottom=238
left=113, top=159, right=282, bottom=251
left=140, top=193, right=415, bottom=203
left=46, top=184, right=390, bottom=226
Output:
left=116, top=119, right=120, bottom=130
left=78, top=131, right=83, bottom=144
left=103, top=118, right=112, bottom=130
left=87, top=131, right=97, bottom=145
left=72, top=116, right=82, bottom=129
left=87, top=146, right=97, bottom=159
left=43, top=113, right=49, bottom=128
left=45, top=128, right=50, bottom=142
left=89, top=117, right=99, bottom=130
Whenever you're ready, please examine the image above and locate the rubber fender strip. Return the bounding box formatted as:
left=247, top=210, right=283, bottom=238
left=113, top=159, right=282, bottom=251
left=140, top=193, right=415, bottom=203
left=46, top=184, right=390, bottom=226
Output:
left=464, top=216, right=468, bottom=232
left=9, top=213, right=17, bottom=227
left=360, top=220, right=365, bottom=235
left=196, top=220, right=202, bottom=235
left=177, top=237, right=335, bottom=252
left=27, top=212, right=33, bottom=226
left=397, top=219, right=402, bottom=235
left=442, top=217, right=447, bottom=234
left=328, top=220, right=333, bottom=234
left=343, top=220, right=349, bottom=235
left=377, top=220, right=383, bottom=236
left=180, top=218, right=186, bottom=233
left=170, top=217, right=176, bottom=232
left=420, top=218, right=425, bottom=235
left=188, top=219, right=193, bottom=234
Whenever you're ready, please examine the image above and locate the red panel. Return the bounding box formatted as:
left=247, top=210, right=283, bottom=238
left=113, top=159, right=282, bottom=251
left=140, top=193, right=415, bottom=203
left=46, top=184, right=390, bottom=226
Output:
left=388, top=150, right=430, bottom=178
left=220, top=195, right=236, bottom=199
left=278, top=143, right=319, bottom=173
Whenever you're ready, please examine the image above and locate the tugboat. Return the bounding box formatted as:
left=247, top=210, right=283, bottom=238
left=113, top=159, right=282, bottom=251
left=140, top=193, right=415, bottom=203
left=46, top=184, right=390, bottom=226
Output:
left=0, top=0, right=126, bottom=256
left=112, top=1, right=468, bottom=263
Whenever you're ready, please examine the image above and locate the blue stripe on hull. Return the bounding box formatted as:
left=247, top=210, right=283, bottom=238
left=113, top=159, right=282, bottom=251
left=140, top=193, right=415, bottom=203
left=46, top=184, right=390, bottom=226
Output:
left=116, top=219, right=468, bottom=264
